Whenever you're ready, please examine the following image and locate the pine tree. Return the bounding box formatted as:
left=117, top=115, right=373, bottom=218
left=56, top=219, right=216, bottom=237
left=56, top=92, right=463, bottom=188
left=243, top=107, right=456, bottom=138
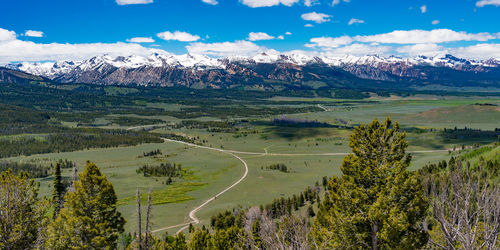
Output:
left=45, top=161, right=125, bottom=249
left=170, top=233, right=187, bottom=249
left=251, top=219, right=262, bottom=248
left=189, top=229, right=211, bottom=249
left=312, top=118, right=429, bottom=249
left=52, top=162, right=65, bottom=217
left=0, top=169, right=49, bottom=249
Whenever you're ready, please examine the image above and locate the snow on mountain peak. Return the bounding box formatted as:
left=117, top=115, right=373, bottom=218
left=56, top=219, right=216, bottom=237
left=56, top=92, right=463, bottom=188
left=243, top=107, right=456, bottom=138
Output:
left=6, top=52, right=499, bottom=80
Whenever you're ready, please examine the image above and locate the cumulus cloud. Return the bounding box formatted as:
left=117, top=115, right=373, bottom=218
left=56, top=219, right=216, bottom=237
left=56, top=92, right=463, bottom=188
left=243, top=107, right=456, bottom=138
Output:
left=420, top=5, right=427, bottom=13
left=277, top=35, right=285, bottom=40
left=126, top=37, right=155, bottom=43
left=476, top=0, right=500, bottom=7
left=186, top=40, right=265, bottom=57
left=24, top=30, right=43, bottom=37
left=157, top=31, right=200, bottom=42
left=201, top=0, right=218, bottom=5
left=304, top=24, right=314, bottom=27
left=305, top=29, right=500, bottom=59
left=240, top=0, right=300, bottom=8
left=452, top=43, right=500, bottom=59
left=248, top=32, right=275, bottom=41
left=432, top=20, right=440, bottom=25
left=0, top=28, right=16, bottom=41
left=301, top=12, right=331, bottom=23
left=396, top=43, right=445, bottom=57
left=0, top=40, right=159, bottom=64
left=322, top=43, right=392, bottom=57
left=354, top=29, right=496, bottom=44
left=348, top=18, right=364, bottom=25
left=306, top=36, right=353, bottom=48
left=116, top=0, right=153, bottom=5
left=285, top=32, right=292, bottom=35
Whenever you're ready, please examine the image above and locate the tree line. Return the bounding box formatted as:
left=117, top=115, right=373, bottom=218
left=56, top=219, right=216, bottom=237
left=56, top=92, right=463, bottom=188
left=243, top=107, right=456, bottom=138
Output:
left=0, top=130, right=162, bottom=158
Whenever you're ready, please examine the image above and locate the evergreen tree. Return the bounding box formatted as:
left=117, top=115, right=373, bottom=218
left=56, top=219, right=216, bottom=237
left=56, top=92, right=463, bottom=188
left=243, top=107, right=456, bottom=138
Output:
left=211, top=226, right=244, bottom=249
left=251, top=219, right=262, bottom=248
left=0, top=169, right=48, bottom=249
left=52, top=162, right=65, bottom=217
left=45, top=161, right=125, bottom=249
left=169, top=233, right=187, bottom=250
left=313, top=118, right=429, bottom=249
left=189, top=229, right=211, bottom=250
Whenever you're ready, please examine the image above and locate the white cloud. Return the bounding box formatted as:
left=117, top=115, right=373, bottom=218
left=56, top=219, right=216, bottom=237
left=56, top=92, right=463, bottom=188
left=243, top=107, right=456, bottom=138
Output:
left=432, top=20, right=440, bottom=25
left=186, top=40, right=265, bottom=57
left=305, top=29, right=500, bottom=58
left=452, top=43, right=500, bottom=59
left=304, top=24, right=314, bottom=27
left=420, top=5, right=427, bottom=13
left=354, top=29, right=496, bottom=44
left=301, top=12, right=331, bottom=23
left=322, top=43, right=391, bottom=57
left=285, top=32, right=292, bottom=35
left=0, top=28, right=16, bottom=41
left=277, top=35, right=285, bottom=40
left=126, top=37, right=155, bottom=43
left=157, top=31, right=200, bottom=42
left=24, top=30, right=43, bottom=37
left=0, top=39, right=160, bottom=64
left=116, top=0, right=153, bottom=5
left=332, top=0, right=349, bottom=6
left=306, top=35, right=353, bottom=48
left=304, top=0, right=319, bottom=7
left=396, top=43, right=445, bottom=57
left=348, top=18, right=364, bottom=25
left=476, top=0, right=500, bottom=7
left=240, top=0, right=300, bottom=8
left=201, top=0, right=218, bottom=5
left=248, top=32, right=274, bottom=41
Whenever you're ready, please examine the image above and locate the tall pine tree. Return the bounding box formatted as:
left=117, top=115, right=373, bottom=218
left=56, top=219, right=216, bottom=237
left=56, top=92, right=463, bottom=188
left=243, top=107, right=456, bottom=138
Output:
left=51, top=162, right=65, bottom=217
left=0, top=169, right=48, bottom=249
left=45, top=161, right=125, bottom=249
left=313, top=118, right=429, bottom=249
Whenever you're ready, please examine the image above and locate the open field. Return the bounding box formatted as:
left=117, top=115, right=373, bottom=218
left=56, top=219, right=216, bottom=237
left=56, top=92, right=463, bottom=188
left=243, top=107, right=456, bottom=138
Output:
left=2, top=93, right=500, bottom=236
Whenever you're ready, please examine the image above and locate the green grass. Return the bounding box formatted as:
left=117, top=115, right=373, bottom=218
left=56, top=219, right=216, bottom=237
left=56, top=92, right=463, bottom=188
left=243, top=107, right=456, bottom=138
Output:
left=3, top=96, right=500, bottom=235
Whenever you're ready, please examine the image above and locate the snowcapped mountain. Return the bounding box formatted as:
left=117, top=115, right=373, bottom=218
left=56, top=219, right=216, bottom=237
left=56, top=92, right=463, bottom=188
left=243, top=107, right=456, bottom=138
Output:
left=5, top=52, right=500, bottom=89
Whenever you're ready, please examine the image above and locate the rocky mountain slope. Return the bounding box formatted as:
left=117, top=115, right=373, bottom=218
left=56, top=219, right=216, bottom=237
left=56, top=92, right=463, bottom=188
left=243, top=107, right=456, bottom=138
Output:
left=6, top=52, right=500, bottom=90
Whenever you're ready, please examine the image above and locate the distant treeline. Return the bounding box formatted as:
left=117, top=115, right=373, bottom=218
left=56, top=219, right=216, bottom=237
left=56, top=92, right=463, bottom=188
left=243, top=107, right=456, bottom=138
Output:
left=142, top=149, right=162, bottom=157
left=104, top=117, right=164, bottom=127
left=174, top=120, right=239, bottom=133
left=441, top=127, right=500, bottom=141
left=264, top=163, right=289, bottom=173
left=55, top=159, right=76, bottom=169
left=273, top=117, right=333, bottom=128
left=0, top=130, right=162, bottom=158
left=0, top=161, right=51, bottom=178
left=136, top=162, right=182, bottom=178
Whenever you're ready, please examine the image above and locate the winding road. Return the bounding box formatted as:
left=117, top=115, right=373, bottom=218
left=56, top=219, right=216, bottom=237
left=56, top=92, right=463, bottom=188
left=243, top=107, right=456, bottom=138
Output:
left=149, top=137, right=449, bottom=234
left=151, top=138, right=249, bottom=234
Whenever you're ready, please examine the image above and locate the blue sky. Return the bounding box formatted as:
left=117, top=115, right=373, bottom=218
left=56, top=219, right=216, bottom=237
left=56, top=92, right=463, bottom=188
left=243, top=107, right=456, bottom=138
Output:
left=0, top=0, right=499, bottom=63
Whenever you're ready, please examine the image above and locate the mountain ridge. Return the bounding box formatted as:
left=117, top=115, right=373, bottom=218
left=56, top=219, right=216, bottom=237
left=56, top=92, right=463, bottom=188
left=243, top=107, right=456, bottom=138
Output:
left=6, top=52, right=500, bottom=90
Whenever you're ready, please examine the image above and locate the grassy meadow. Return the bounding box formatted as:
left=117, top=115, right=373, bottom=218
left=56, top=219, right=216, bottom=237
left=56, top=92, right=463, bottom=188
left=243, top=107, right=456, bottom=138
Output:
left=2, top=95, right=500, bottom=235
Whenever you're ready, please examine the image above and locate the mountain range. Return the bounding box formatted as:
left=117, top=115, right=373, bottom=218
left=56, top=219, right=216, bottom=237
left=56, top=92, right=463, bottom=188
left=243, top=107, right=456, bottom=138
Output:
left=5, top=52, right=500, bottom=91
